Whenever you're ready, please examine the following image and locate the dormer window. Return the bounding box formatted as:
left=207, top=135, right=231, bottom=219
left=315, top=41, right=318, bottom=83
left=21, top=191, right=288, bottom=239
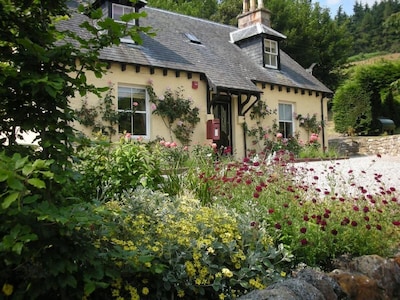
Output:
left=112, top=3, right=135, bottom=44
left=112, top=3, right=135, bottom=25
left=263, top=38, right=278, bottom=69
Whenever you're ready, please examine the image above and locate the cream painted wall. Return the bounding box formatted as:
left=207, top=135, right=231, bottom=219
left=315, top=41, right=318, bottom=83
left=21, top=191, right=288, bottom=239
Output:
left=72, top=65, right=328, bottom=158
left=71, top=63, right=212, bottom=147
left=242, top=83, right=328, bottom=155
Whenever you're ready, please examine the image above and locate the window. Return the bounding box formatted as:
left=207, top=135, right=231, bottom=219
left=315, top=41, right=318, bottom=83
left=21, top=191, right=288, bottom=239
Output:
left=112, top=3, right=135, bottom=25
left=278, top=103, right=294, bottom=138
left=264, top=39, right=278, bottom=69
left=118, top=86, right=149, bottom=137
left=112, top=3, right=135, bottom=43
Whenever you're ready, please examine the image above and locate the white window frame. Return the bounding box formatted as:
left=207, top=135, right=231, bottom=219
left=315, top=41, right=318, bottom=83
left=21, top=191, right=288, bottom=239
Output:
left=278, top=103, right=294, bottom=138
left=112, top=3, right=135, bottom=25
left=264, top=38, right=278, bottom=69
left=117, top=85, right=150, bottom=139
left=112, top=3, right=136, bottom=43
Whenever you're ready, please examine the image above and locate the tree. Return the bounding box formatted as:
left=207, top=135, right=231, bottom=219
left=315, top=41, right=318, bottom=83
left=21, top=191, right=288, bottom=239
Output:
left=0, top=0, right=151, bottom=167
left=332, top=81, right=372, bottom=135
left=333, top=60, right=400, bottom=135
left=147, top=0, right=218, bottom=19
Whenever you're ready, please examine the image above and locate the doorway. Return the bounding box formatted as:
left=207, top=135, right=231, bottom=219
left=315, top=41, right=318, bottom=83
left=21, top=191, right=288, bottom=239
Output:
left=213, top=100, right=232, bottom=154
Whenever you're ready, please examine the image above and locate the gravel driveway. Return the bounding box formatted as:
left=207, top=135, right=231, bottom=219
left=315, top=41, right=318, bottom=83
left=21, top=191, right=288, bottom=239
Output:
left=293, top=155, right=400, bottom=198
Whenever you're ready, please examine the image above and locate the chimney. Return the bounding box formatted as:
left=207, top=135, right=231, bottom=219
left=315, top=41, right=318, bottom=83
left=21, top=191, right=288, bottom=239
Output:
left=237, top=0, right=271, bottom=29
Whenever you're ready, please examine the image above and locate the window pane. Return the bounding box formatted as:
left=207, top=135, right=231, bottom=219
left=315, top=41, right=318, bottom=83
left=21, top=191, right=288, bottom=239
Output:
left=131, top=88, right=146, bottom=111
left=133, top=113, right=146, bottom=135
left=112, top=4, right=123, bottom=20
left=119, top=97, right=131, bottom=110
left=119, top=112, right=132, bottom=133
left=279, top=103, right=292, bottom=121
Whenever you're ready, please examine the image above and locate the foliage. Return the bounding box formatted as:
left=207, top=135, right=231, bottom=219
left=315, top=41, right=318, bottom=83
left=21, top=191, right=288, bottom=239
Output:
left=147, top=84, right=200, bottom=145
left=0, top=152, right=116, bottom=299
left=147, top=0, right=218, bottom=19
left=333, top=60, right=400, bottom=135
left=74, top=83, right=119, bottom=141
left=0, top=0, right=152, bottom=165
left=94, top=188, right=292, bottom=299
left=295, top=113, right=322, bottom=138
left=71, top=138, right=165, bottom=201
left=189, top=150, right=400, bottom=268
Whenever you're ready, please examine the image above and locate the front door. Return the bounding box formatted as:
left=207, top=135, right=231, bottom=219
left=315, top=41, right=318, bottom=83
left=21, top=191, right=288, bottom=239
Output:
left=213, top=100, right=232, bottom=154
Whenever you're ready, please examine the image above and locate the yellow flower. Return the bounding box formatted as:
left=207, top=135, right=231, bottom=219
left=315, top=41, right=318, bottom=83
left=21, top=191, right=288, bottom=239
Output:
left=177, top=289, right=185, bottom=298
left=2, top=283, right=13, bottom=296
left=219, top=293, right=225, bottom=300
left=142, top=287, right=149, bottom=295
left=281, top=271, right=287, bottom=277
left=206, top=247, right=215, bottom=254
left=221, top=267, right=233, bottom=278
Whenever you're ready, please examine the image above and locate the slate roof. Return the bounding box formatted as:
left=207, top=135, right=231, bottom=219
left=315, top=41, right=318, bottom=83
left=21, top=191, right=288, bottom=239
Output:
left=62, top=5, right=332, bottom=95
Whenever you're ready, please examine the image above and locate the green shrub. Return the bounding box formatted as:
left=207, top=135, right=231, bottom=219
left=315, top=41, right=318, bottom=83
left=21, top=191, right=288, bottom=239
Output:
left=72, top=139, right=165, bottom=200
left=93, top=188, right=292, bottom=299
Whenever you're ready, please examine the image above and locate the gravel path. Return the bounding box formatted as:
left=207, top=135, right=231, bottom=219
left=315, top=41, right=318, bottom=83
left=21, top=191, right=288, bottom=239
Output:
left=292, top=155, right=400, bottom=198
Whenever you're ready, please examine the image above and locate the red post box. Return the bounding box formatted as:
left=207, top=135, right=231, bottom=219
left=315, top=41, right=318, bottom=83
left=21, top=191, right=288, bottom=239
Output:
left=207, top=119, right=220, bottom=140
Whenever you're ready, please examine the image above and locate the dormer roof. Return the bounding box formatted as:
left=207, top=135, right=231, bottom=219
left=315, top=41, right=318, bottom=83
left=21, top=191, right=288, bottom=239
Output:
left=230, top=23, right=286, bottom=44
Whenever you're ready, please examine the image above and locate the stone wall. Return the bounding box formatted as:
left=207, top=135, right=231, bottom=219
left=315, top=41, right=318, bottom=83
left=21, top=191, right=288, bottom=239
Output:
left=329, top=135, right=400, bottom=157
left=238, top=254, right=400, bottom=300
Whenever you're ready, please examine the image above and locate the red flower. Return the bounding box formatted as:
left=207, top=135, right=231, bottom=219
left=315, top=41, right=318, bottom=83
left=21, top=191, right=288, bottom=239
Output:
left=353, top=206, right=359, bottom=211
left=351, top=221, right=358, bottom=227
left=331, top=229, right=338, bottom=236
left=275, top=223, right=282, bottom=230
left=300, top=227, right=307, bottom=234
left=283, top=203, right=289, bottom=208
left=300, top=238, right=308, bottom=245
left=376, top=224, right=382, bottom=230
left=253, top=192, right=260, bottom=198
left=363, top=206, right=369, bottom=213
left=392, top=221, right=400, bottom=226
left=268, top=209, right=274, bottom=214
left=303, top=215, right=309, bottom=221
left=364, top=216, right=370, bottom=221
left=366, top=224, right=371, bottom=230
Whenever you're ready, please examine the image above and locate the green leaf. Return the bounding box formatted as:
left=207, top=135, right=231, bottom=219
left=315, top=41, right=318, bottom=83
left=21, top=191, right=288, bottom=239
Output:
left=27, top=178, right=46, bottom=189
left=22, top=165, right=34, bottom=176
left=14, top=155, right=29, bottom=170
left=138, top=255, right=153, bottom=263
left=7, top=176, right=24, bottom=191
left=12, top=242, right=23, bottom=255
left=2, top=192, right=19, bottom=209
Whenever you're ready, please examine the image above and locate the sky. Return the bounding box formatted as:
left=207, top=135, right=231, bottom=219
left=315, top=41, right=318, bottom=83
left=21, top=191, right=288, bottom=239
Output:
left=317, top=0, right=383, bottom=16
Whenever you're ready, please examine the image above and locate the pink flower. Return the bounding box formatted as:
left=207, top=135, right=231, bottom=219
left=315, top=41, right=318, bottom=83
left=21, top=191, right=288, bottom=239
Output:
left=309, top=133, right=319, bottom=143
left=211, top=143, right=217, bottom=149
left=276, top=133, right=283, bottom=139
left=183, top=146, right=189, bottom=151
left=125, top=132, right=131, bottom=139
left=170, top=141, right=177, bottom=148
left=160, top=140, right=165, bottom=146
left=133, top=101, right=138, bottom=107
left=165, top=142, right=171, bottom=148
left=151, top=103, right=157, bottom=111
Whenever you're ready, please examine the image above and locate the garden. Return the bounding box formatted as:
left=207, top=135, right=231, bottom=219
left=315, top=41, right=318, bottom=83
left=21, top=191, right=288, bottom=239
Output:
left=1, top=134, right=399, bottom=299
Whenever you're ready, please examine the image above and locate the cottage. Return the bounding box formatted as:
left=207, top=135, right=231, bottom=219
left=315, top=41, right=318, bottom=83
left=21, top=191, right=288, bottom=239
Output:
left=67, top=0, right=332, bottom=157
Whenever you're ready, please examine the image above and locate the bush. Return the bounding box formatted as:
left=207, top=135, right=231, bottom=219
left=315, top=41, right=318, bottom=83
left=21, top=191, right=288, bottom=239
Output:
left=93, top=188, right=292, bottom=299
left=72, top=138, right=165, bottom=200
